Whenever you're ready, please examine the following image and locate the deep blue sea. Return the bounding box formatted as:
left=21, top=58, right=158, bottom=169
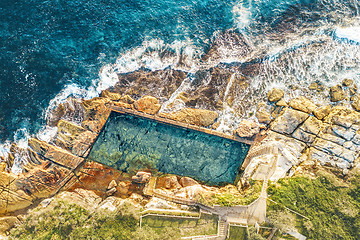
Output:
left=1, top=0, right=360, bottom=145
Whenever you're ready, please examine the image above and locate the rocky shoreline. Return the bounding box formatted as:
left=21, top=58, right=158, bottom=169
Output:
left=1, top=71, right=360, bottom=238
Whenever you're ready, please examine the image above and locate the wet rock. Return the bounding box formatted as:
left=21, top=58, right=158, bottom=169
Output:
left=202, top=29, right=253, bottom=63
left=309, top=82, right=318, bottom=90
left=331, top=124, right=356, bottom=141
left=288, top=96, right=316, bottom=114
left=113, top=69, right=186, bottom=99
left=55, top=120, right=97, bottom=157
left=342, top=78, right=354, bottom=87
left=330, top=85, right=346, bottom=102
left=351, top=95, right=360, bottom=111
left=179, top=177, right=199, bottom=187
left=120, top=95, right=135, bottom=104
left=267, top=88, right=284, bottom=102
left=270, top=108, right=309, bottom=135
left=159, top=108, right=219, bottom=127
left=132, top=171, right=151, bottom=184
left=133, top=96, right=161, bottom=115
left=28, top=138, right=84, bottom=170
left=0, top=216, right=19, bottom=234
left=81, top=97, right=112, bottom=133
left=101, top=90, right=122, bottom=101
left=255, top=110, right=271, bottom=124
left=314, top=105, right=331, bottom=120
left=235, top=120, right=259, bottom=138
left=157, top=175, right=181, bottom=190
left=350, top=86, right=358, bottom=96
left=47, top=97, right=85, bottom=127
left=0, top=162, right=6, bottom=172
left=323, top=106, right=360, bottom=128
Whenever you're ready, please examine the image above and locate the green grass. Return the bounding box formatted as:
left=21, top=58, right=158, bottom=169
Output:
left=141, top=212, right=218, bottom=237
left=199, top=180, right=262, bottom=207
left=267, top=174, right=360, bottom=240
left=227, top=225, right=248, bottom=240
left=9, top=201, right=182, bottom=240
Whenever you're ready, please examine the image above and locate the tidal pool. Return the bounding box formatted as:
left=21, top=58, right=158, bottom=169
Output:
left=87, top=111, right=250, bottom=185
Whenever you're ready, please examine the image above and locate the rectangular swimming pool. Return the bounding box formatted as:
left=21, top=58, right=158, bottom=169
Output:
left=87, top=111, right=250, bottom=185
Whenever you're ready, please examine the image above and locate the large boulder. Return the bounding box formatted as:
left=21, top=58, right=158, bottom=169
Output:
left=270, top=108, right=309, bottom=135
left=133, top=96, right=161, bottom=115
left=0, top=216, right=19, bottom=235
left=288, top=96, right=316, bottom=114
left=157, top=176, right=181, bottom=190
left=314, top=105, right=331, bottom=120
left=267, top=88, right=284, bottom=102
left=235, top=120, right=259, bottom=138
left=179, top=177, right=199, bottom=187
left=330, top=85, right=346, bottom=102
left=159, top=108, right=218, bottom=127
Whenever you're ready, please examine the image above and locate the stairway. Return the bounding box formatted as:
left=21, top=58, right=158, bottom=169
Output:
left=217, top=219, right=228, bottom=239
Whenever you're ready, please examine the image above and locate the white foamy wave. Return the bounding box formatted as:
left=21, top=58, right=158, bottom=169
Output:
left=113, top=39, right=202, bottom=74
left=335, top=26, right=360, bottom=43
left=232, top=3, right=252, bottom=30
left=37, top=126, right=58, bottom=143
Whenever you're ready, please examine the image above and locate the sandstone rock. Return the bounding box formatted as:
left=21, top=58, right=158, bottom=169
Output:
left=276, top=99, right=287, bottom=107
left=299, top=116, right=325, bottom=135
left=319, top=132, right=346, bottom=146
left=157, top=175, right=181, bottom=190
left=307, top=147, right=346, bottom=168
left=56, top=188, right=102, bottom=212
left=342, top=78, right=354, bottom=87
left=255, top=109, right=271, bottom=124
left=81, top=97, right=112, bottom=133
left=117, top=181, right=131, bottom=196
left=331, top=124, right=356, bottom=141
left=101, top=90, right=122, bottom=101
left=0, top=216, right=19, bottom=234
left=351, top=95, right=360, bottom=111
left=314, top=105, right=331, bottom=120
left=235, top=120, right=259, bottom=138
left=0, top=162, right=6, bottom=172
left=113, top=69, right=186, bottom=99
left=132, top=171, right=151, bottom=183
left=270, top=108, right=309, bottom=134
left=267, top=88, right=284, bottom=102
left=350, top=86, right=358, bottom=96
left=309, top=82, right=318, bottom=90
left=323, top=106, right=360, bottom=128
left=179, top=177, right=199, bottom=187
left=120, top=95, right=135, bottom=104
left=159, top=108, right=219, bottom=127
left=15, top=161, right=74, bottom=199
left=330, top=85, right=346, bottom=102
left=288, top=96, right=316, bottom=114
left=145, top=197, right=178, bottom=209
left=133, top=96, right=161, bottom=115
left=97, top=196, right=124, bottom=212
left=292, top=129, right=316, bottom=144
left=312, top=138, right=342, bottom=156
left=107, top=180, right=117, bottom=190
left=69, top=161, right=132, bottom=198
left=106, top=187, right=117, bottom=196
left=28, top=138, right=84, bottom=170
left=55, top=120, right=97, bottom=157
left=47, top=97, right=85, bottom=127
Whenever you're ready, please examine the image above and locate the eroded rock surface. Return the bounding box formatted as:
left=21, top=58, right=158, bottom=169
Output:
left=159, top=108, right=219, bottom=127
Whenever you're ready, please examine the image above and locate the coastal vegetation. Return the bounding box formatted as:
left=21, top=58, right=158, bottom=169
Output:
left=267, top=171, right=360, bottom=239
